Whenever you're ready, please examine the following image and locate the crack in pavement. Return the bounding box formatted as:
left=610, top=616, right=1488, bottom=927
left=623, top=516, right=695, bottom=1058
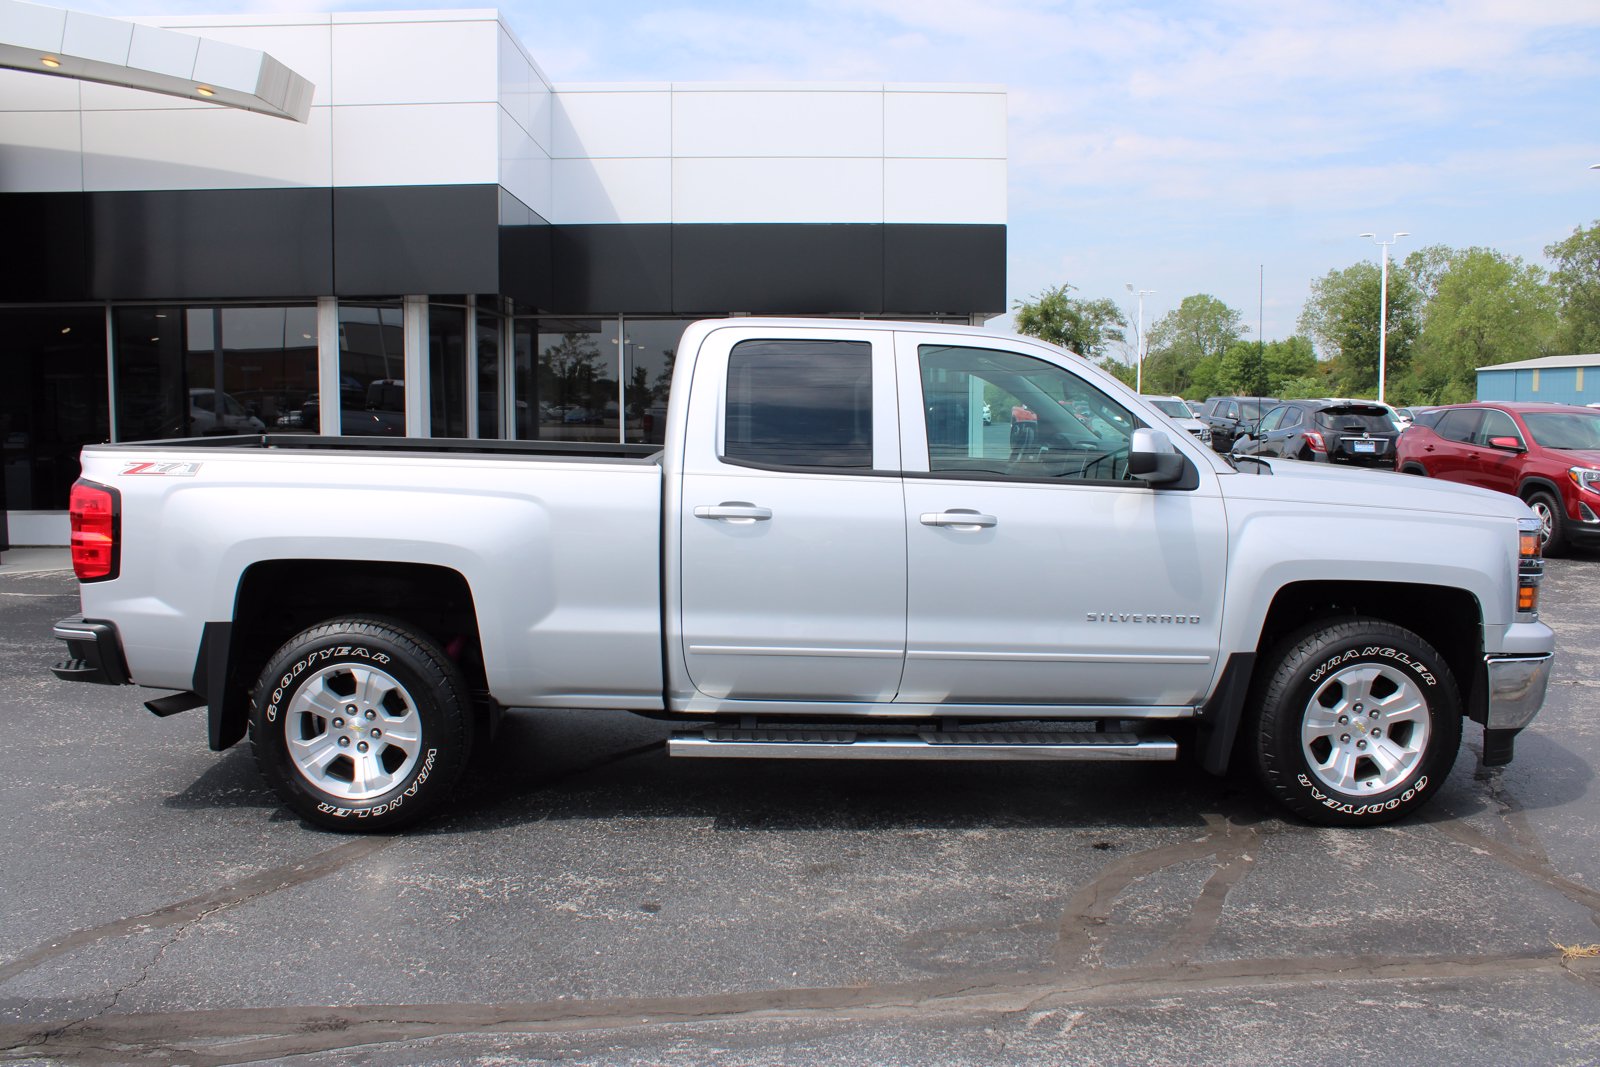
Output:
left=0, top=837, right=394, bottom=987
left=0, top=951, right=1592, bottom=1066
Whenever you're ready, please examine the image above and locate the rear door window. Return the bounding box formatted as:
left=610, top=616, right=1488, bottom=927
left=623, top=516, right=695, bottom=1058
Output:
left=723, top=339, right=873, bottom=469
left=1434, top=409, right=1483, bottom=444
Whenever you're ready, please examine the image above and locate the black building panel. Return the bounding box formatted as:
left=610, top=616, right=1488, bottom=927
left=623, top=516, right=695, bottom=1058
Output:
left=671, top=224, right=884, bottom=315
left=551, top=225, right=673, bottom=313
left=333, top=185, right=500, bottom=297
left=884, top=224, right=1006, bottom=315
left=0, top=193, right=91, bottom=302
left=88, top=188, right=333, bottom=300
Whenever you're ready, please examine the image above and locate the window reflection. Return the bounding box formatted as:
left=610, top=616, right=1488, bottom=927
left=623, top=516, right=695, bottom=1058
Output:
left=336, top=304, right=405, bottom=436
left=533, top=318, right=619, bottom=443
left=430, top=302, right=468, bottom=438
left=477, top=307, right=502, bottom=439
left=0, top=308, right=109, bottom=510
left=621, top=319, right=692, bottom=445
left=114, top=305, right=316, bottom=441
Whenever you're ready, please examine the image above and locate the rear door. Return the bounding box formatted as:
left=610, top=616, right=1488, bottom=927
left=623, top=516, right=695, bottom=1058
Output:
left=673, top=326, right=907, bottom=707
left=1426, top=409, right=1484, bottom=482
left=894, top=333, right=1227, bottom=711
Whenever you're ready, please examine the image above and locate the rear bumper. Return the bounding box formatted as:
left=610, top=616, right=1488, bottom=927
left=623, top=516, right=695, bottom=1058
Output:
left=51, top=617, right=131, bottom=686
left=1482, top=652, right=1553, bottom=731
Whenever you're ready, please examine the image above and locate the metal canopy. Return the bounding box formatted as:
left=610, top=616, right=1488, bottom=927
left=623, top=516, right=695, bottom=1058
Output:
left=0, top=0, right=312, bottom=122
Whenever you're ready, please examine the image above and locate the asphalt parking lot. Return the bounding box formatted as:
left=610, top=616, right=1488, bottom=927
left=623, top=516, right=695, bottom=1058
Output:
left=1, top=550, right=1598, bottom=1066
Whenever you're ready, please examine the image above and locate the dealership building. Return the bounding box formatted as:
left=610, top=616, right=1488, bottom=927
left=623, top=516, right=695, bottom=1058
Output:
left=0, top=3, right=1008, bottom=547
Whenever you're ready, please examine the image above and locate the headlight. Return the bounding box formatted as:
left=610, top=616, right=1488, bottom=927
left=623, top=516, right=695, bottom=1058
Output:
left=1198, top=427, right=1212, bottom=444
left=1569, top=467, right=1600, bottom=495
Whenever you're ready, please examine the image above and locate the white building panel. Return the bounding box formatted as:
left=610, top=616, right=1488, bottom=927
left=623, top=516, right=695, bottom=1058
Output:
left=331, top=102, right=498, bottom=187
left=0, top=109, right=82, bottom=191
left=496, top=23, right=551, bottom=151
left=671, top=90, right=883, bottom=159
left=553, top=156, right=670, bottom=223
left=0, top=0, right=67, bottom=51
left=82, top=104, right=332, bottom=189
left=553, top=90, right=670, bottom=159
left=498, top=103, right=551, bottom=218
left=673, top=157, right=882, bottom=224
left=61, top=10, right=131, bottom=66
left=0, top=65, right=79, bottom=110
left=126, top=24, right=198, bottom=80
left=329, top=17, right=497, bottom=106
left=885, top=90, right=1006, bottom=159
left=884, top=158, right=1007, bottom=224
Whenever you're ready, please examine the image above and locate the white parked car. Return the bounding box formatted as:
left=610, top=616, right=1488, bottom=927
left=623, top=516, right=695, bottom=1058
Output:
left=1141, top=394, right=1212, bottom=446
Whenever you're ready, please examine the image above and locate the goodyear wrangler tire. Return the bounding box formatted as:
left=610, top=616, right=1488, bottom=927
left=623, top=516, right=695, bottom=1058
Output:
left=1253, top=617, right=1460, bottom=827
left=250, top=616, right=470, bottom=832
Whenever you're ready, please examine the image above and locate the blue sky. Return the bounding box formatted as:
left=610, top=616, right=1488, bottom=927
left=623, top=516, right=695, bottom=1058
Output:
left=96, top=0, right=1600, bottom=347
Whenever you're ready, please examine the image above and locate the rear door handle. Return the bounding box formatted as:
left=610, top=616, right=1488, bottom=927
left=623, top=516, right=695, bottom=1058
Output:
left=920, top=509, right=998, bottom=530
left=694, top=502, right=772, bottom=523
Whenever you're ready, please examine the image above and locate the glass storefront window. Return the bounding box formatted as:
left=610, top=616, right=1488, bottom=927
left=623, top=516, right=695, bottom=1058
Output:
left=429, top=302, right=468, bottom=439
left=114, top=305, right=316, bottom=441
left=620, top=318, right=693, bottom=445
left=530, top=318, right=620, bottom=443
left=0, top=308, right=110, bottom=510
left=337, top=303, right=405, bottom=436
left=476, top=306, right=502, bottom=440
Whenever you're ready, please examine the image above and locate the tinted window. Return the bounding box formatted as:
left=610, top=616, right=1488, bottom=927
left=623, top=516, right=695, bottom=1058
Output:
left=1315, top=406, right=1396, bottom=433
left=1258, top=406, right=1286, bottom=432
left=1523, top=410, right=1600, bottom=449
left=1476, top=409, right=1522, bottom=445
left=724, top=339, right=872, bottom=469
left=1149, top=399, right=1190, bottom=418
left=1239, top=400, right=1272, bottom=421
left=1281, top=407, right=1302, bottom=429
left=919, top=344, right=1140, bottom=482
left=1435, top=409, right=1482, bottom=444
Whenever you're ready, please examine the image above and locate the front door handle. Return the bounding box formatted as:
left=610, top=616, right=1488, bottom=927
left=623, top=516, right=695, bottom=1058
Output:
left=920, top=509, right=998, bottom=530
left=694, top=502, right=772, bottom=523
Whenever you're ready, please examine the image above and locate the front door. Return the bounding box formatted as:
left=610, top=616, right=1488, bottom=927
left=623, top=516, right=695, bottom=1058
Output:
left=674, top=328, right=906, bottom=706
left=894, top=335, right=1227, bottom=710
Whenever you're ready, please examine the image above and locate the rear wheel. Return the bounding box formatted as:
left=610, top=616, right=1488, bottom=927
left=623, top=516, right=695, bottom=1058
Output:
left=1526, top=489, right=1567, bottom=557
left=1252, top=617, right=1460, bottom=826
left=250, top=616, right=471, bottom=831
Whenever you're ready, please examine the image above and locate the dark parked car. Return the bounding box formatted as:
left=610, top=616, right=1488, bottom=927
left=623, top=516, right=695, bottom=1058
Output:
left=1198, top=395, right=1279, bottom=452
left=1395, top=401, right=1600, bottom=555
left=1232, top=399, right=1400, bottom=468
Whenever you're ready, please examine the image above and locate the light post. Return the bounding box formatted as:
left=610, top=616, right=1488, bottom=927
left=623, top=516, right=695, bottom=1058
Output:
left=1359, top=231, right=1408, bottom=404
left=1125, top=283, right=1154, bottom=392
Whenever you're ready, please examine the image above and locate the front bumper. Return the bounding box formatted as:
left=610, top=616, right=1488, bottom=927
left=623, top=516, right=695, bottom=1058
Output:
left=1482, top=653, right=1553, bottom=731
left=51, top=617, right=131, bottom=686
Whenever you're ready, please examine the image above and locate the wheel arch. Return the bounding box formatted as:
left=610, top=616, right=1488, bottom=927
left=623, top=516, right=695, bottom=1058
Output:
left=1517, top=477, right=1565, bottom=508
left=203, top=559, right=487, bottom=751
left=1200, top=580, right=1483, bottom=775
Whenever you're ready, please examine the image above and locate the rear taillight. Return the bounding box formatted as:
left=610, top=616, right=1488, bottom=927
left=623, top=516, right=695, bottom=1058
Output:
left=1517, top=518, right=1543, bottom=615
left=1304, top=431, right=1327, bottom=453
left=69, top=480, right=120, bottom=582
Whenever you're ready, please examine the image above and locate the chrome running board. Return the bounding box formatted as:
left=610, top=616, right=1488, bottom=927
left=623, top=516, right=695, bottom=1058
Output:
left=668, top=727, right=1177, bottom=762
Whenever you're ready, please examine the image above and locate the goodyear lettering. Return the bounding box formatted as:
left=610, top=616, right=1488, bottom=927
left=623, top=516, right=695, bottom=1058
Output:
left=1297, top=773, right=1428, bottom=816
left=265, top=646, right=392, bottom=723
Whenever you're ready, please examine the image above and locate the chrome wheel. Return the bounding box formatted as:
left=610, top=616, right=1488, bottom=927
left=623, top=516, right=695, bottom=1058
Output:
left=1300, top=662, right=1430, bottom=795
left=285, top=663, right=422, bottom=802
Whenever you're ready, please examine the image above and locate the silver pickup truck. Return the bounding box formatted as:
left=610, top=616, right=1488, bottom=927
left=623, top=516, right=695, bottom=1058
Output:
left=51, top=319, right=1555, bottom=831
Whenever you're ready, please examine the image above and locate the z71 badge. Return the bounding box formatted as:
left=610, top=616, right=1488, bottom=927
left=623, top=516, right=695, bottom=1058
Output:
left=121, top=461, right=202, bottom=477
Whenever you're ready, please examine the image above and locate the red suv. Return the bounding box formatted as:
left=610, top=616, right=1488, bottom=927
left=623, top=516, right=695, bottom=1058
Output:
left=1396, top=402, right=1600, bottom=555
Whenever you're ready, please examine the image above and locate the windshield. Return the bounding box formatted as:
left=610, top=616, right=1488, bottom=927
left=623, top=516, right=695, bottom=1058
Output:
left=1522, top=411, right=1600, bottom=450
left=1149, top=399, right=1192, bottom=418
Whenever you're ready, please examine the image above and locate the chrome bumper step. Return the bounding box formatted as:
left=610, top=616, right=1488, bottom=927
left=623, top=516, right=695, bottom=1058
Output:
left=667, top=728, right=1177, bottom=762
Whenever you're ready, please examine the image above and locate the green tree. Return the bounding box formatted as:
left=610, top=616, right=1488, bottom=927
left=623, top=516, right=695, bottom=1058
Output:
left=1298, top=261, right=1420, bottom=397
left=1398, top=248, right=1558, bottom=405
left=1546, top=220, right=1600, bottom=354
left=1013, top=283, right=1128, bottom=360
left=1141, top=294, right=1247, bottom=395
left=1211, top=335, right=1320, bottom=397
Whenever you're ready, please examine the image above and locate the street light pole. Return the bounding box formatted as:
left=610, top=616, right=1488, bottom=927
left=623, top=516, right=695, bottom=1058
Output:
left=1359, top=231, right=1409, bottom=404
left=1126, top=283, right=1154, bottom=392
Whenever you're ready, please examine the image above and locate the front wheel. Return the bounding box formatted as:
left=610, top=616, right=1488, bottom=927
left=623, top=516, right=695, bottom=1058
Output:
left=1252, top=617, right=1460, bottom=826
left=249, top=616, right=471, bottom=831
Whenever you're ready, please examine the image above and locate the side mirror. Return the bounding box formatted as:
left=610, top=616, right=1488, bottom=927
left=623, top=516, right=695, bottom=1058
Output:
left=1487, top=435, right=1525, bottom=452
left=1128, top=428, right=1185, bottom=485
